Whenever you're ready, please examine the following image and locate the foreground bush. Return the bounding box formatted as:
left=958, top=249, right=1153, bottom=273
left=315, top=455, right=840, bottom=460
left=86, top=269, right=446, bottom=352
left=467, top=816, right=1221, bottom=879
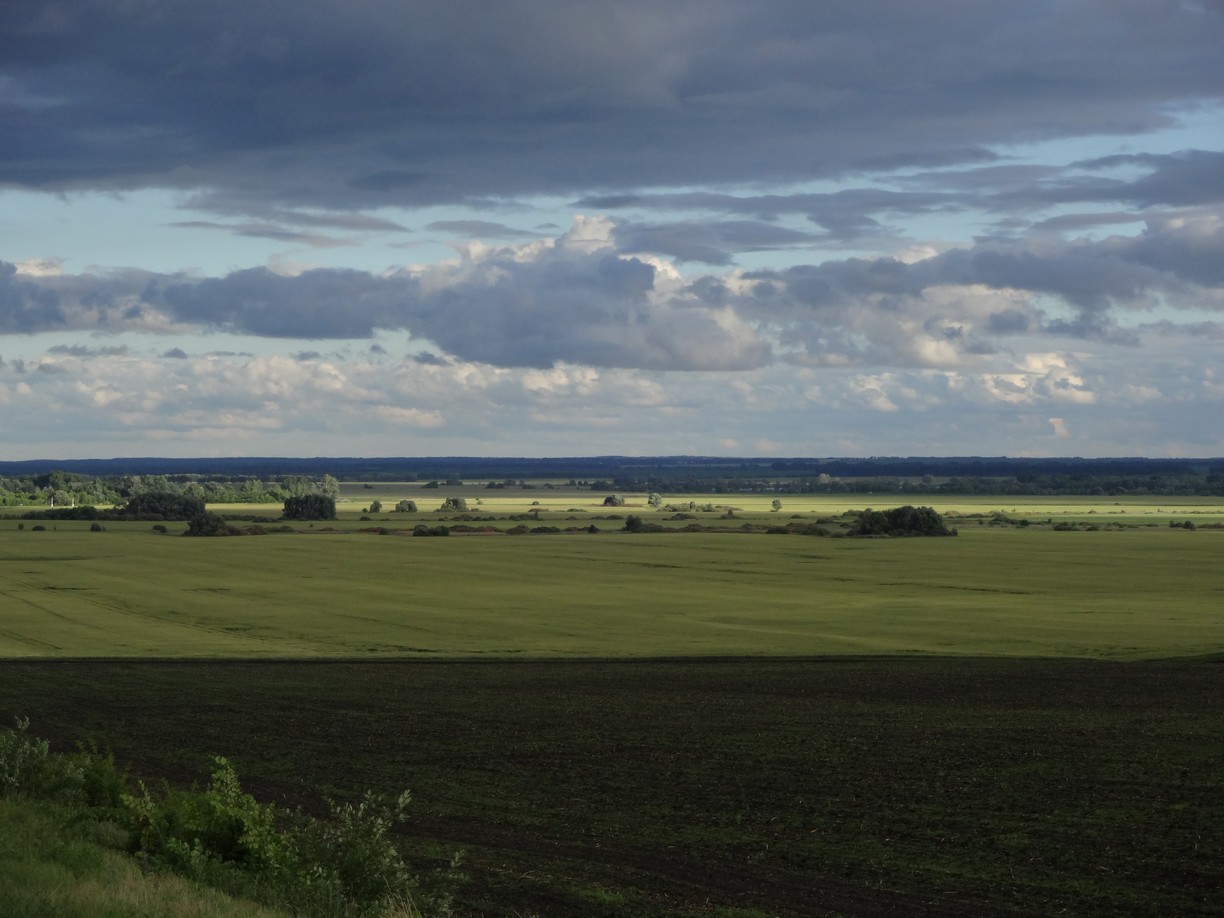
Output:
left=0, top=798, right=283, bottom=918
left=1, top=719, right=458, bottom=917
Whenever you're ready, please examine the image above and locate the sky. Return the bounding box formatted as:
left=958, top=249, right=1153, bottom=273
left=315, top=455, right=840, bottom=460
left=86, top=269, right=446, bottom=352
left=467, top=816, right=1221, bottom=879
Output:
left=1, top=1, right=1223, bottom=461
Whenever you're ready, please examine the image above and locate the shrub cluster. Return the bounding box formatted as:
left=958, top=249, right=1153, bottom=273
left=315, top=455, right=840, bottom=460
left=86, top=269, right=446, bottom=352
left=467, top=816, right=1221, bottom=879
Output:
left=0, top=718, right=459, bottom=917
left=846, top=505, right=956, bottom=537
left=412, top=524, right=450, bottom=537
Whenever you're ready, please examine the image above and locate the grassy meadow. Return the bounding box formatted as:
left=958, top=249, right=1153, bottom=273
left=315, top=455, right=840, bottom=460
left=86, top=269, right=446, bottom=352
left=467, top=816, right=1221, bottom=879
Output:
left=0, top=500, right=1221, bottom=659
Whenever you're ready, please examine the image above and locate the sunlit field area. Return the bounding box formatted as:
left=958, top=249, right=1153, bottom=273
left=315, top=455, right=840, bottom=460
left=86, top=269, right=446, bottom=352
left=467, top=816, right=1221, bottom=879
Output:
left=1, top=492, right=1222, bottom=660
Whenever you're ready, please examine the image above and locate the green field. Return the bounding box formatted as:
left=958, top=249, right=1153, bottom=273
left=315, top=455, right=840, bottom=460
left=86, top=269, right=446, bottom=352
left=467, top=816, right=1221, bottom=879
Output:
left=3, top=494, right=1223, bottom=916
left=0, top=521, right=1222, bottom=659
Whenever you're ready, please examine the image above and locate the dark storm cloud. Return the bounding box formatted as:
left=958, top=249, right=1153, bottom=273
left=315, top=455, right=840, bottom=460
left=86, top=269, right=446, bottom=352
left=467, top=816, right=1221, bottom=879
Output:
left=425, top=221, right=544, bottom=239
left=1063, top=150, right=1224, bottom=208
left=169, top=221, right=349, bottom=248
left=613, top=220, right=821, bottom=264
left=902, top=151, right=1224, bottom=218
left=3, top=1, right=1221, bottom=211
left=136, top=235, right=769, bottom=370
left=411, top=352, right=450, bottom=366
left=153, top=268, right=414, bottom=338
left=46, top=344, right=129, bottom=357
left=0, top=261, right=65, bottom=332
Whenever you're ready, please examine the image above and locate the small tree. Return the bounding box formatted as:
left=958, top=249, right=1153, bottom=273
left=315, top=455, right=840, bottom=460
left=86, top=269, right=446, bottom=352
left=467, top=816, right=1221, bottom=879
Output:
left=439, top=497, right=468, bottom=512
left=394, top=499, right=418, bottom=513
left=771, top=499, right=783, bottom=511
left=647, top=493, right=662, bottom=508
left=368, top=500, right=382, bottom=514
left=603, top=494, right=625, bottom=507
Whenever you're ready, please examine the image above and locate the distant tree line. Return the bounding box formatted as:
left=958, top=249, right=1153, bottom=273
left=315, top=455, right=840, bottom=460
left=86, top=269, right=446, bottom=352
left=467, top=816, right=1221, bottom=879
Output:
left=589, top=472, right=1224, bottom=497
left=0, top=472, right=341, bottom=510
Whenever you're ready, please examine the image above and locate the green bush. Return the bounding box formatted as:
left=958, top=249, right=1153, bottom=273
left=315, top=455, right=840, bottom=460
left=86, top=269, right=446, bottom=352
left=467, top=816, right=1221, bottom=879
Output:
left=185, top=512, right=238, bottom=537
left=412, top=524, right=450, bottom=537
left=124, top=757, right=285, bottom=876
left=2, top=721, right=459, bottom=916
left=71, top=740, right=128, bottom=810
left=0, top=717, right=86, bottom=803
left=124, top=757, right=456, bottom=915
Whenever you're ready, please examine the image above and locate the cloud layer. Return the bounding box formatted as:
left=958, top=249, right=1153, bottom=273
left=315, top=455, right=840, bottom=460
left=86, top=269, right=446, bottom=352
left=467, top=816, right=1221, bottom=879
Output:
left=1, top=1, right=1222, bottom=457
left=5, top=1, right=1222, bottom=207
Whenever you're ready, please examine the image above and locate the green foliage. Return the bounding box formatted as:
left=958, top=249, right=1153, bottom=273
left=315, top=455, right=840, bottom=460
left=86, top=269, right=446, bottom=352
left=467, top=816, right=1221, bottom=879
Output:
left=0, top=717, right=88, bottom=802
left=395, top=500, right=418, bottom=513
left=186, top=512, right=238, bottom=537
left=121, top=491, right=207, bottom=520
left=294, top=791, right=416, bottom=904
left=70, top=740, right=128, bottom=810
left=602, top=494, right=625, bottom=507
left=847, top=505, right=955, bottom=537
left=412, top=524, right=450, bottom=537
left=437, top=497, right=468, bottom=512
left=120, top=756, right=456, bottom=916
left=647, top=492, right=662, bottom=508
left=283, top=494, right=337, bottom=520
left=22, top=505, right=102, bottom=520
left=0, top=717, right=459, bottom=916
left=125, top=756, right=285, bottom=877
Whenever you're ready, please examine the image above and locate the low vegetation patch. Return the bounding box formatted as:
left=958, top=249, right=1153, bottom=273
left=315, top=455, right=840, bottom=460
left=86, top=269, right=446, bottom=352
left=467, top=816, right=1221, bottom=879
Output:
left=0, top=717, right=460, bottom=917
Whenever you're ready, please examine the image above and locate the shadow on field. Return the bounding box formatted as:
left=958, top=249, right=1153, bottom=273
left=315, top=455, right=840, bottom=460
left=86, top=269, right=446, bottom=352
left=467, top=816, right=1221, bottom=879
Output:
left=1, top=657, right=1222, bottom=917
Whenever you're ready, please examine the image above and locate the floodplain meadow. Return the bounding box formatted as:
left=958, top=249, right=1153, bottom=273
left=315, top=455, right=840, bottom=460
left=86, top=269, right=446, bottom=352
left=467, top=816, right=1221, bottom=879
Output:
left=2, top=492, right=1222, bottom=916
left=0, top=509, right=1221, bottom=659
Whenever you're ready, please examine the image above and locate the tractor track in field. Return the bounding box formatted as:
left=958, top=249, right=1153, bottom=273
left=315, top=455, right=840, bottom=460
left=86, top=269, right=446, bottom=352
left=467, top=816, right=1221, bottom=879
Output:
left=0, top=567, right=282, bottom=650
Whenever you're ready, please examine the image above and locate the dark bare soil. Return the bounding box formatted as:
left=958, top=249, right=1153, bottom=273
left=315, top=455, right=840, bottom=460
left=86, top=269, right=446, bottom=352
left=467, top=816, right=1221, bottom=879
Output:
left=1, top=657, right=1221, bottom=917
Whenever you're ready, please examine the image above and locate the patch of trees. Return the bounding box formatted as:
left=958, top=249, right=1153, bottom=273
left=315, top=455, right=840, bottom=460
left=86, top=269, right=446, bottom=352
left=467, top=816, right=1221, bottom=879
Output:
left=120, top=491, right=207, bottom=520
left=19, top=506, right=103, bottom=521
left=0, top=471, right=343, bottom=510
left=846, top=506, right=956, bottom=537
left=283, top=494, right=337, bottom=520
